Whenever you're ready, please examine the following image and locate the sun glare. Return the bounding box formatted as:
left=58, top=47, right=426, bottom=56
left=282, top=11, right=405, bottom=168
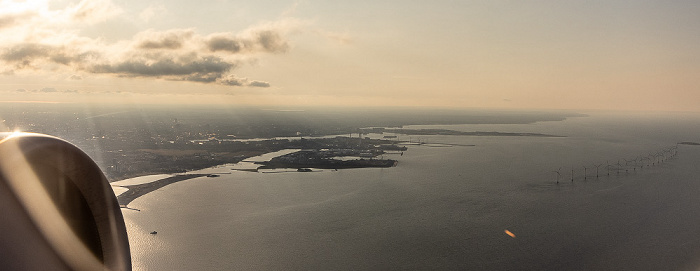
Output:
left=2, top=0, right=47, bottom=14
left=0, top=130, right=23, bottom=144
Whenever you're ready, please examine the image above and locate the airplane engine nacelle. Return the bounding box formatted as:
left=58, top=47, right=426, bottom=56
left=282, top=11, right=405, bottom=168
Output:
left=0, top=133, right=131, bottom=271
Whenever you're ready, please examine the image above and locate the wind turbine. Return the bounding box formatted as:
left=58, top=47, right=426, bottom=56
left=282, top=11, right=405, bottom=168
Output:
left=616, top=160, right=622, bottom=174
left=571, top=166, right=574, bottom=182
left=636, top=155, right=645, bottom=169
left=594, top=163, right=603, bottom=178
left=642, top=156, right=651, bottom=167
left=553, top=168, right=562, bottom=184
left=582, top=165, right=588, bottom=180
left=622, top=158, right=634, bottom=172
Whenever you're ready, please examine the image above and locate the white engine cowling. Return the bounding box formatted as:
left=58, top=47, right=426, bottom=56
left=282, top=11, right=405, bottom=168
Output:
left=0, top=133, right=131, bottom=271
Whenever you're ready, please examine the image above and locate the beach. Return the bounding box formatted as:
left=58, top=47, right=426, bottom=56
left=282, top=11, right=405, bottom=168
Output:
left=115, top=174, right=208, bottom=206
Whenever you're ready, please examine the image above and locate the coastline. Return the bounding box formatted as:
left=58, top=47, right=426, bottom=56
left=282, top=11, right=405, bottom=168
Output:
left=116, top=174, right=208, bottom=206
left=112, top=149, right=304, bottom=206
left=104, top=126, right=564, bottom=182
left=109, top=126, right=558, bottom=205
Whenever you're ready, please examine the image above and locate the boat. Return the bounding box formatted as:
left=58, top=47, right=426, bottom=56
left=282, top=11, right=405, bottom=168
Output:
left=297, top=168, right=312, bottom=172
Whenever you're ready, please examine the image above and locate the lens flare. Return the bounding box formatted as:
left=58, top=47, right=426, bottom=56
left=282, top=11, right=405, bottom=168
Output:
left=505, top=229, right=516, bottom=238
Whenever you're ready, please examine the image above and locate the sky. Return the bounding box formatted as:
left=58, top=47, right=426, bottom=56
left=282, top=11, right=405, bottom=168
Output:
left=1, top=0, right=700, bottom=111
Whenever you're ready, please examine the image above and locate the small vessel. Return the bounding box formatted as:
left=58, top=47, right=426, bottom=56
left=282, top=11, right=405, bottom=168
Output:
left=206, top=174, right=220, bottom=177
left=150, top=231, right=157, bottom=235
left=297, top=168, right=312, bottom=172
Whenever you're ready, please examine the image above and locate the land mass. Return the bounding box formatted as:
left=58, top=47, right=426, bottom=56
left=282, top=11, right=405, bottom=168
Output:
left=116, top=174, right=207, bottom=206
left=363, top=128, right=564, bottom=137
left=0, top=104, right=582, bottom=181
left=257, top=149, right=399, bottom=170
left=107, top=136, right=406, bottom=181
left=678, top=142, right=700, bottom=146
left=103, top=129, right=559, bottom=181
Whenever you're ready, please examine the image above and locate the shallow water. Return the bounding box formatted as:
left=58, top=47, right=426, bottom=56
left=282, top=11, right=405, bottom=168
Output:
left=123, top=112, right=700, bottom=270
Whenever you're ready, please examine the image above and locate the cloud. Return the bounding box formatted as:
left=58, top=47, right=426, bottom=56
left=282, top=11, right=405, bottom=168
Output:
left=1, top=37, right=276, bottom=86
left=0, top=1, right=302, bottom=88
left=0, top=43, right=97, bottom=69
left=204, top=30, right=289, bottom=54
left=184, top=73, right=220, bottom=83
left=0, top=12, right=35, bottom=30
left=248, top=81, right=271, bottom=88
left=256, top=30, right=288, bottom=53
left=203, top=18, right=306, bottom=55
left=206, top=35, right=242, bottom=53
left=219, top=75, right=245, bottom=86
left=66, top=0, right=123, bottom=24
left=220, top=75, right=271, bottom=87
left=88, top=51, right=272, bottom=86
left=136, top=29, right=193, bottom=50
left=11, top=87, right=80, bottom=94
left=91, top=56, right=234, bottom=78
left=0, top=43, right=51, bottom=63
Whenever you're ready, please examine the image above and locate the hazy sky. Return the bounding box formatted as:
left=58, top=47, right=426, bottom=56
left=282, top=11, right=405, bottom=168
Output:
left=1, top=0, right=699, bottom=111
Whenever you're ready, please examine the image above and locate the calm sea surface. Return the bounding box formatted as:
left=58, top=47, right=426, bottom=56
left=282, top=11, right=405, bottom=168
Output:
left=122, top=111, right=700, bottom=270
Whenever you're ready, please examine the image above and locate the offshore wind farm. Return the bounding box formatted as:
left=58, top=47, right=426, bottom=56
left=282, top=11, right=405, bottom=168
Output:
left=554, top=144, right=679, bottom=184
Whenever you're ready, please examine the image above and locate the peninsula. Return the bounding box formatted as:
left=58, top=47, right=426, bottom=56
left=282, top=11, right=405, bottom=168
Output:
left=116, top=174, right=207, bottom=206
left=363, top=128, right=564, bottom=137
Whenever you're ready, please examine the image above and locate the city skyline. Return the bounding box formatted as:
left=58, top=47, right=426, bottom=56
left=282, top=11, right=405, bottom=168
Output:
left=1, top=0, right=700, bottom=111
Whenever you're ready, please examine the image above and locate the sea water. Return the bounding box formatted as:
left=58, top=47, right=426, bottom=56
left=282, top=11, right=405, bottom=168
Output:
left=122, top=111, right=700, bottom=270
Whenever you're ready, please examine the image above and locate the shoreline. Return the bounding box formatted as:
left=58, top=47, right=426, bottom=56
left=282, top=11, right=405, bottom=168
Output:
left=113, top=149, right=306, bottom=206
left=109, top=125, right=546, bottom=204
left=116, top=174, right=208, bottom=206
left=104, top=127, right=557, bottom=182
